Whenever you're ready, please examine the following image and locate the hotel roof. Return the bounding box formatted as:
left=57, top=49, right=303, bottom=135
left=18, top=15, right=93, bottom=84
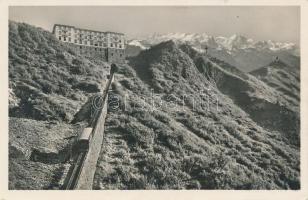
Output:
left=52, top=24, right=124, bottom=35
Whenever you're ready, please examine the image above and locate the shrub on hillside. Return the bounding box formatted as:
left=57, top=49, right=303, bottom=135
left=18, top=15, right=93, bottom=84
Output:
left=118, top=64, right=136, bottom=77
left=182, top=153, right=232, bottom=189
left=9, top=21, right=107, bottom=121
left=123, top=121, right=155, bottom=148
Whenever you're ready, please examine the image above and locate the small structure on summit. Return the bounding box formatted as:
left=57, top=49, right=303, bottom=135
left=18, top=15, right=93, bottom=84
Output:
left=52, top=24, right=126, bottom=63
left=204, top=45, right=209, bottom=54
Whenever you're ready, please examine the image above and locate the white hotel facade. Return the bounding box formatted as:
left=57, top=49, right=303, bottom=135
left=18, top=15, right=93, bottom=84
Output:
left=52, top=24, right=126, bottom=63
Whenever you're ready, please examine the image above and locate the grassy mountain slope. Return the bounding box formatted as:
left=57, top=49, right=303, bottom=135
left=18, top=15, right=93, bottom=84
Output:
left=93, top=41, right=300, bottom=189
left=250, top=60, right=300, bottom=106
left=180, top=46, right=300, bottom=147
left=8, top=21, right=300, bottom=190
left=9, top=21, right=109, bottom=189
left=230, top=48, right=300, bottom=72
left=9, top=21, right=109, bottom=121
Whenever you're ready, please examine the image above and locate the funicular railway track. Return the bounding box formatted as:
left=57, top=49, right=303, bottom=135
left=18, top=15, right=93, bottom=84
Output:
left=63, top=65, right=116, bottom=190
left=64, top=152, right=87, bottom=189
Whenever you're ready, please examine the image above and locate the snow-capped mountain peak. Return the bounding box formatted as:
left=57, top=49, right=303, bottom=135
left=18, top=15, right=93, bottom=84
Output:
left=127, top=40, right=148, bottom=50
left=126, top=32, right=299, bottom=73
left=128, top=33, right=298, bottom=55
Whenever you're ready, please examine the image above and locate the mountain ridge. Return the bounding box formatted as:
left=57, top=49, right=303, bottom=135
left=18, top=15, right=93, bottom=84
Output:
left=8, top=21, right=300, bottom=190
left=126, top=33, right=299, bottom=72
left=93, top=39, right=300, bottom=189
left=129, top=33, right=299, bottom=54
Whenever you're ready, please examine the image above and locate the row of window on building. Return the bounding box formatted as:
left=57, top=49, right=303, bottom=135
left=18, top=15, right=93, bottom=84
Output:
left=58, top=27, right=100, bottom=34
left=59, top=36, right=123, bottom=48
left=57, top=30, right=122, bottom=42
left=78, top=45, right=124, bottom=57
left=59, top=32, right=121, bottom=42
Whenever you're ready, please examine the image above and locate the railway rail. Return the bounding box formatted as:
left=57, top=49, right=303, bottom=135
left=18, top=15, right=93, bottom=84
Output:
left=64, top=152, right=87, bottom=189
left=63, top=65, right=116, bottom=190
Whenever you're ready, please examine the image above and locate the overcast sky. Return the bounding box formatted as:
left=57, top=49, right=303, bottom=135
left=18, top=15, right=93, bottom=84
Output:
left=9, top=6, right=300, bottom=44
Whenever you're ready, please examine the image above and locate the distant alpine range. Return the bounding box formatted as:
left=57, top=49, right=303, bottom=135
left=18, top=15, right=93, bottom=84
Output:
left=126, top=33, right=299, bottom=72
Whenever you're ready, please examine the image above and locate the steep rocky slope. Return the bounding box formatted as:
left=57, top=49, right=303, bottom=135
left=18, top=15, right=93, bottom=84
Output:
left=93, top=41, right=300, bottom=189
left=9, top=21, right=109, bottom=189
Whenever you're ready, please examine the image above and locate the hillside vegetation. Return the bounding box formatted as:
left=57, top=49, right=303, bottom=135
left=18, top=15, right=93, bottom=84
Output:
left=9, top=21, right=109, bottom=122
left=180, top=45, right=300, bottom=146
left=93, top=41, right=300, bottom=189
left=251, top=60, right=300, bottom=107
left=9, top=21, right=109, bottom=189
left=8, top=22, right=300, bottom=190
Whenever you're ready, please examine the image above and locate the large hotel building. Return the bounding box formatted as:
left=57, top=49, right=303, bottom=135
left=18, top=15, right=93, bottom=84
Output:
left=52, top=24, right=125, bottom=63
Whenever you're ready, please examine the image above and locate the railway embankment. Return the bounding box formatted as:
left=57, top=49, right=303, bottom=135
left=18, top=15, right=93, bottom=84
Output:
left=63, top=74, right=115, bottom=189
left=75, top=94, right=108, bottom=189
